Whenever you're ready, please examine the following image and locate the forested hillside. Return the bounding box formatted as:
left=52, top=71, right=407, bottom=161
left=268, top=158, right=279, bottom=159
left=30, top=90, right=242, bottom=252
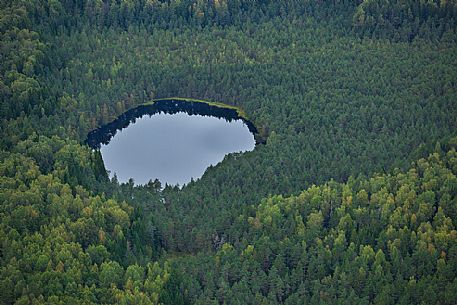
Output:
left=0, top=147, right=170, bottom=304
left=1, top=0, right=456, bottom=304
left=170, top=142, right=457, bottom=304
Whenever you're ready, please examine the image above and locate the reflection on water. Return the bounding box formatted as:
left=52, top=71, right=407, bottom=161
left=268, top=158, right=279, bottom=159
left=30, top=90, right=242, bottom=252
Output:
left=97, top=111, right=255, bottom=186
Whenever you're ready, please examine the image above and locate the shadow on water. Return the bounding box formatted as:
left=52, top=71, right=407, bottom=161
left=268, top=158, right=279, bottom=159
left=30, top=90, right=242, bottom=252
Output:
left=86, top=99, right=261, bottom=150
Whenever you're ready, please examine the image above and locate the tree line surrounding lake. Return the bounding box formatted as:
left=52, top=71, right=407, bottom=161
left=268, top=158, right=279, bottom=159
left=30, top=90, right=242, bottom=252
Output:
left=1, top=0, right=457, bottom=304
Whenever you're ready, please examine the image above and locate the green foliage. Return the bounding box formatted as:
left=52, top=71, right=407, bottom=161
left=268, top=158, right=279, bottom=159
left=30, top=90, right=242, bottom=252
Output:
left=0, top=151, right=169, bottom=304
left=0, top=1, right=45, bottom=119
left=172, top=147, right=457, bottom=304
left=1, top=1, right=457, bottom=304
left=353, top=0, right=457, bottom=40
left=24, top=16, right=456, bottom=253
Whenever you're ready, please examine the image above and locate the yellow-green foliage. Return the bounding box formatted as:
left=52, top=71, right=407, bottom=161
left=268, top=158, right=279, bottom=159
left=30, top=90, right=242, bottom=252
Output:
left=0, top=145, right=170, bottom=304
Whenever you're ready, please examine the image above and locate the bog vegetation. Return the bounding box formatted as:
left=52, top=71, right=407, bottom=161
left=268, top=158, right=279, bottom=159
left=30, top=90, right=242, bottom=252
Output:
left=1, top=0, right=456, bottom=304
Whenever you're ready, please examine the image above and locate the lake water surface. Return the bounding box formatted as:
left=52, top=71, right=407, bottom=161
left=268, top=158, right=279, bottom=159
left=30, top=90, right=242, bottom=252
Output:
left=86, top=99, right=257, bottom=186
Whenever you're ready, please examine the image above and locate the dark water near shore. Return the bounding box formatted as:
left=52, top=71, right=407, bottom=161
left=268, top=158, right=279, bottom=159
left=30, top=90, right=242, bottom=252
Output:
left=86, top=99, right=258, bottom=186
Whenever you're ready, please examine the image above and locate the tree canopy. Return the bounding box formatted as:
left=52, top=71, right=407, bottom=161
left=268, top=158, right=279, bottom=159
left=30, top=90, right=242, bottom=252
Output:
left=1, top=0, right=456, bottom=304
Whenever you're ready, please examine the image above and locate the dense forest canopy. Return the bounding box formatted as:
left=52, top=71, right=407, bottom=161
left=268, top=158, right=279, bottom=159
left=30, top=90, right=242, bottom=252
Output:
left=1, top=0, right=456, bottom=304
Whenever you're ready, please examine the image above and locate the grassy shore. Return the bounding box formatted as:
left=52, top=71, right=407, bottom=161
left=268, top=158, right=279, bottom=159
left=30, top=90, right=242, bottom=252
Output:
left=143, top=97, right=249, bottom=120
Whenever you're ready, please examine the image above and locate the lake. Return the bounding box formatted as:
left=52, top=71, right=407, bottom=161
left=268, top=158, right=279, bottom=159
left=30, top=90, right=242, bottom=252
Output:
left=86, top=99, right=258, bottom=186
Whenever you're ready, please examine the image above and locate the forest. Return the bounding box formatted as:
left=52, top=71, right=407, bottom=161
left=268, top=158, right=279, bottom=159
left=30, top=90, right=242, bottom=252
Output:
left=1, top=0, right=457, bottom=304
